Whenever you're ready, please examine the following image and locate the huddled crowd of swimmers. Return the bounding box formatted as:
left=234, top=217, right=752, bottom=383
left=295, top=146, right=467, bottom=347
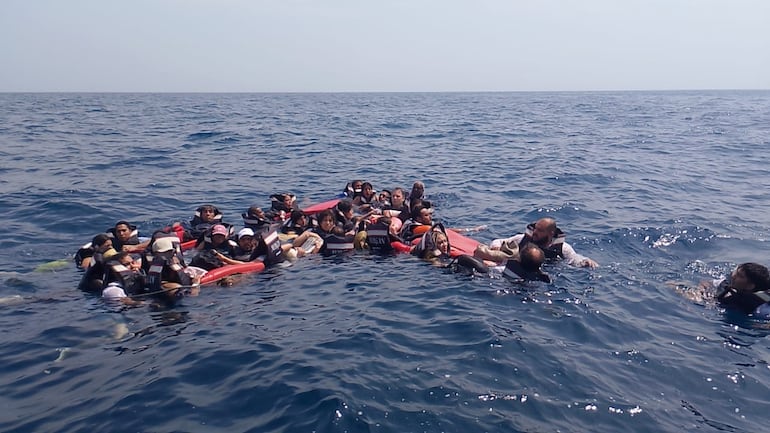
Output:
left=74, top=180, right=770, bottom=316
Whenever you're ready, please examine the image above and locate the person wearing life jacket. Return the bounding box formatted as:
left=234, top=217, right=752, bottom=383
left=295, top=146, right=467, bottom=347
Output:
left=411, top=224, right=451, bottom=265
left=146, top=237, right=201, bottom=303
left=189, top=224, right=236, bottom=270
left=342, top=180, right=364, bottom=199
left=265, top=193, right=296, bottom=222
left=408, top=181, right=426, bottom=211
left=101, top=251, right=147, bottom=305
left=282, top=210, right=311, bottom=236
left=491, top=218, right=599, bottom=268
left=400, top=204, right=434, bottom=242
left=352, top=182, right=377, bottom=210
left=502, top=245, right=552, bottom=283
left=242, top=205, right=270, bottom=231
left=77, top=234, right=119, bottom=292
left=709, top=263, right=770, bottom=315
left=290, top=209, right=346, bottom=256
left=181, top=204, right=226, bottom=242
left=383, top=187, right=410, bottom=222
left=230, top=228, right=257, bottom=261
left=333, top=199, right=358, bottom=233
left=141, top=230, right=185, bottom=273
left=359, top=216, right=398, bottom=253
left=109, top=220, right=150, bottom=253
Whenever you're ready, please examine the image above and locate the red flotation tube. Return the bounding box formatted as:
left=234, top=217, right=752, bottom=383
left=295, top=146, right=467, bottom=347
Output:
left=200, top=261, right=266, bottom=285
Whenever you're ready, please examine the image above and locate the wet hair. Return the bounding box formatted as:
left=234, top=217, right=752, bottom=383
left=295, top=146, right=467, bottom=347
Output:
left=520, top=245, right=545, bottom=271
left=737, top=263, right=770, bottom=291
left=317, top=209, right=336, bottom=225
left=289, top=210, right=307, bottom=224
left=411, top=204, right=429, bottom=221
left=92, top=233, right=111, bottom=247
left=113, top=251, right=131, bottom=264
left=247, top=205, right=263, bottom=217
left=114, top=220, right=132, bottom=229
left=337, top=199, right=353, bottom=213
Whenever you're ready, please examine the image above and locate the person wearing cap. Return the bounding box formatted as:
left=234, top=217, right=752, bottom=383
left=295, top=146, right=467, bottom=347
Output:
left=194, top=224, right=235, bottom=256
left=146, top=237, right=201, bottom=302
left=232, top=228, right=257, bottom=261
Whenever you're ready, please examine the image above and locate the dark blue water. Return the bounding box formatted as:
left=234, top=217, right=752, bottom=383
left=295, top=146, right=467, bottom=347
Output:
left=1, top=91, right=769, bottom=433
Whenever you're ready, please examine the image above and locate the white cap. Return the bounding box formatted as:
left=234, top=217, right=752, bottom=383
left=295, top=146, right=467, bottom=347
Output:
left=152, top=237, right=175, bottom=253
left=238, top=228, right=255, bottom=239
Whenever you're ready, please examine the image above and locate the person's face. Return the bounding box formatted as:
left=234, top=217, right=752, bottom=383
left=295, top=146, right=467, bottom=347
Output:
left=296, top=215, right=307, bottom=226
left=344, top=208, right=354, bottom=219
left=392, top=190, right=404, bottom=206
left=731, top=267, right=755, bottom=292
left=211, top=233, right=227, bottom=246
left=418, top=209, right=432, bottom=224
left=363, top=185, right=374, bottom=198
left=238, top=236, right=255, bottom=250
left=531, top=221, right=553, bottom=244
left=201, top=208, right=216, bottom=222
left=115, top=224, right=131, bottom=242
left=120, top=255, right=141, bottom=271
left=319, top=216, right=335, bottom=232
left=435, top=235, right=449, bottom=254
left=98, top=239, right=113, bottom=252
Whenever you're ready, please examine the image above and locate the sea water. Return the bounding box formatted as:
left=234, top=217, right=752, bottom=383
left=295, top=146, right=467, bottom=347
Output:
left=0, top=91, right=769, bottom=432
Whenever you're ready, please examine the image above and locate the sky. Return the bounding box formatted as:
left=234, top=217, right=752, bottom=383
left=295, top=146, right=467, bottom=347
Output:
left=1, top=0, right=768, bottom=92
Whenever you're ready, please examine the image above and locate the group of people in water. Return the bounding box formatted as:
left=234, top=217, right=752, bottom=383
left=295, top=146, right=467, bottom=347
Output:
left=74, top=179, right=770, bottom=316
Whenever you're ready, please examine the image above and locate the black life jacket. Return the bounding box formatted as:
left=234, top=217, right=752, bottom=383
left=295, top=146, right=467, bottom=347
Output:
left=518, top=223, right=566, bottom=260
left=333, top=207, right=355, bottom=233
left=142, top=232, right=185, bottom=273
left=232, top=246, right=254, bottom=261
left=342, top=182, right=362, bottom=199
left=187, top=205, right=225, bottom=240
left=77, top=252, right=109, bottom=292
left=502, top=260, right=551, bottom=283
left=716, top=279, right=770, bottom=314
left=104, top=260, right=146, bottom=296
left=266, top=193, right=295, bottom=221
left=250, top=227, right=286, bottom=266
left=107, top=225, right=141, bottom=251
left=242, top=212, right=270, bottom=231
left=146, top=254, right=191, bottom=293
left=74, top=242, right=94, bottom=269
left=364, top=219, right=394, bottom=253
left=319, top=232, right=355, bottom=255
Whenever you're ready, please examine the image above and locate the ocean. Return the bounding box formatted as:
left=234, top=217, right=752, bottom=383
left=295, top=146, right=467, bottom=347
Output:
left=0, top=91, right=768, bottom=432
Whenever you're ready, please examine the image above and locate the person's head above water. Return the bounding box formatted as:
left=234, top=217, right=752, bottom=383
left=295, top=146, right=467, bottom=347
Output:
left=531, top=218, right=557, bottom=245
left=732, top=263, right=770, bottom=292
left=520, top=244, right=546, bottom=271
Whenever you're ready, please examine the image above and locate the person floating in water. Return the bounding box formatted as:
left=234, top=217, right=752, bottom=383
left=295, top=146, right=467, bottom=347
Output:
left=701, top=262, right=770, bottom=315
left=480, top=217, right=598, bottom=269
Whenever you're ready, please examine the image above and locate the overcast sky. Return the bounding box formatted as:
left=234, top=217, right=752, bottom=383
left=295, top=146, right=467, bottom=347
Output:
left=1, top=0, right=767, bottom=92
